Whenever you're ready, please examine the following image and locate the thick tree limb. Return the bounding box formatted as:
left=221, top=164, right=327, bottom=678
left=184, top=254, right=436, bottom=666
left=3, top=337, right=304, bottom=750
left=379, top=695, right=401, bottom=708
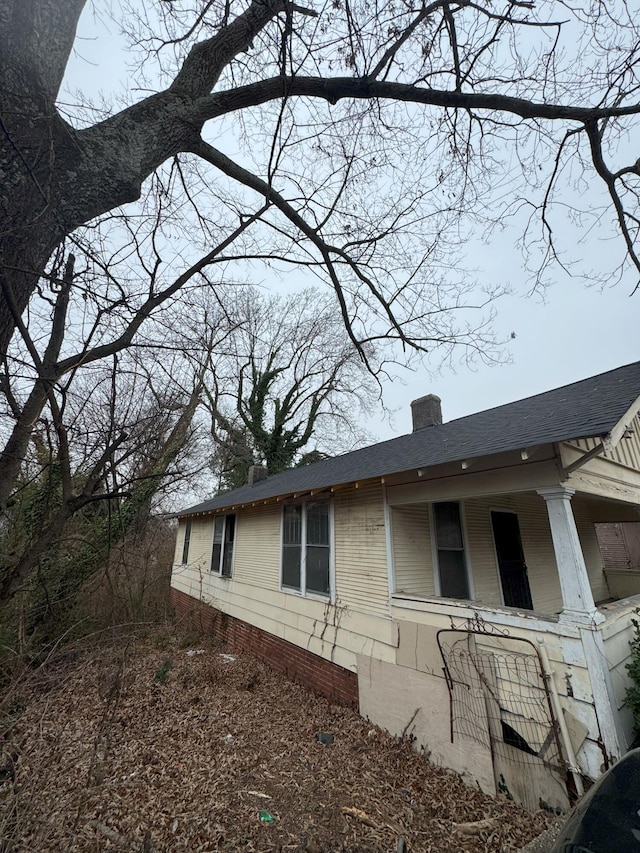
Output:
left=198, top=75, right=640, bottom=125
left=170, top=0, right=315, bottom=97
left=0, top=0, right=86, bottom=104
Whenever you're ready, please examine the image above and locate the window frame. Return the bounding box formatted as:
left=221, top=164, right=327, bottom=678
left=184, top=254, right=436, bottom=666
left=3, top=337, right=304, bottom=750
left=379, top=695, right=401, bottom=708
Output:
left=430, top=500, right=474, bottom=600
left=280, top=499, right=333, bottom=600
left=181, top=518, right=192, bottom=565
left=210, top=513, right=236, bottom=577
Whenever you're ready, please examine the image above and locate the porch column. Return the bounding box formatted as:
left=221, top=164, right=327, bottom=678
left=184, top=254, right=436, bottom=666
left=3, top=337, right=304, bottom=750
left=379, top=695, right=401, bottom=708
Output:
left=537, top=486, right=604, bottom=625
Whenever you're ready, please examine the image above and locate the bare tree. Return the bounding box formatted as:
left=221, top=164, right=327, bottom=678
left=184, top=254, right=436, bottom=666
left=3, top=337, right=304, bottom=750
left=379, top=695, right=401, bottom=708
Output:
left=2, top=0, right=640, bottom=367
left=0, top=349, right=206, bottom=631
left=0, top=216, right=249, bottom=512
left=0, top=273, right=237, bottom=612
left=2, top=0, right=640, bottom=543
left=200, top=286, right=377, bottom=490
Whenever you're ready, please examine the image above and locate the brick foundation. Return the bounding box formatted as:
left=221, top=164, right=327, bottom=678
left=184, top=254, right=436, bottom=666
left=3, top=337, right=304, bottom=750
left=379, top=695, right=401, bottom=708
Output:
left=170, top=587, right=359, bottom=709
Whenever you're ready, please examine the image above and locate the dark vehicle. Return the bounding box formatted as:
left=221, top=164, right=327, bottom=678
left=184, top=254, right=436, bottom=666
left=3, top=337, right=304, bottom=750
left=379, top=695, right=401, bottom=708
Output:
left=551, top=748, right=640, bottom=852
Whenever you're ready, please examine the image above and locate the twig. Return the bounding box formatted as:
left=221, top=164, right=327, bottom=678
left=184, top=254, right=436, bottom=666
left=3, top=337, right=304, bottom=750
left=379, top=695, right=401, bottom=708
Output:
left=401, top=707, right=420, bottom=739
left=454, top=817, right=499, bottom=836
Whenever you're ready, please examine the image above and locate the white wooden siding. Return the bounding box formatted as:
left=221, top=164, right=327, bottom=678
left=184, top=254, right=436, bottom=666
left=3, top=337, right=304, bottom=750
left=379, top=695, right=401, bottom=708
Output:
left=462, top=500, right=503, bottom=605
left=182, top=517, right=212, bottom=571
left=391, top=504, right=434, bottom=597
left=452, top=495, right=562, bottom=613
left=171, top=482, right=395, bottom=671
left=173, top=521, right=186, bottom=564
left=390, top=494, right=564, bottom=611
left=333, top=482, right=391, bottom=617
left=233, top=504, right=281, bottom=589
left=389, top=494, right=604, bottom=615
left=171, top=568, right=397, bottom=672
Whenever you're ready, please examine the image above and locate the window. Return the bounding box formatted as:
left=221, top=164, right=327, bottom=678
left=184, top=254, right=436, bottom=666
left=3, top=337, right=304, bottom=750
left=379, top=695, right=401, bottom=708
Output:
left=281, top=501, right=331, bottom=597
left=211, top=514, right=236, bottom=577
left=181, top=518, right=192, bottom=565
left=433, top=501, right=470, bottom=599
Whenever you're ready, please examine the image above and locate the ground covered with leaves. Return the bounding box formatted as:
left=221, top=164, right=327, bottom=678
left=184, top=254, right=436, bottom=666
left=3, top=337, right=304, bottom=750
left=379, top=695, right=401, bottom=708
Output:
left=0, top=629, right=553, bottom=852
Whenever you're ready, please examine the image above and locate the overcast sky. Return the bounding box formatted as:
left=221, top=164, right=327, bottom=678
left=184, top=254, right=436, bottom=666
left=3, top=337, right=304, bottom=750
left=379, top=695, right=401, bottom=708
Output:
left=65, top=5, right=640, bottom=447
left=378, top=283, right=639, bottom=438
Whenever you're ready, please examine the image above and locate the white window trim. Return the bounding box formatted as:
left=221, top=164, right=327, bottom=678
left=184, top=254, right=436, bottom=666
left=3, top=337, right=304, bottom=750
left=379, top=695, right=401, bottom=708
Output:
left=280, top=499, right=334, bottom=600
left=181, top=518, right=192, bottom=565
left=429, top=500, right=475, bottom=601
left=210, top=513, right=236, bottom=577
left=383, top=486, right=395, bottom=606
left=328, top=500, right=336, bottom=602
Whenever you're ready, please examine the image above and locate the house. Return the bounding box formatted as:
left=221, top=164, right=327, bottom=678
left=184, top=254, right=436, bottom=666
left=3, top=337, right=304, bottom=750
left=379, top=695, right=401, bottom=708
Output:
left=171, top=361, right=640, bottom=811
left=596, top=521, right=640, bottom=582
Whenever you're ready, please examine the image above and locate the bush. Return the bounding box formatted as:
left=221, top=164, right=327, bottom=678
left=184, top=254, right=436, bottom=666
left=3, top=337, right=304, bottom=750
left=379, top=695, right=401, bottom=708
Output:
left=625, top=610, right=640, bottom=737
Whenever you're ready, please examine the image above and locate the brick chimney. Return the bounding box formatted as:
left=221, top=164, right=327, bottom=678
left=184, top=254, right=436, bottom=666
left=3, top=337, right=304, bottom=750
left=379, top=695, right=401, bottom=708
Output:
left=248, top=464, right=268, bottom=485
left=410, top=394, right=442, bottom=431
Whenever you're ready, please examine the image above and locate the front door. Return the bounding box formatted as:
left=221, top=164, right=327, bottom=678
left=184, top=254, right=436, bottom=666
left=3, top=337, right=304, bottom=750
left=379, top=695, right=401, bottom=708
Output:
left=491, top=511, right=533, bottom=610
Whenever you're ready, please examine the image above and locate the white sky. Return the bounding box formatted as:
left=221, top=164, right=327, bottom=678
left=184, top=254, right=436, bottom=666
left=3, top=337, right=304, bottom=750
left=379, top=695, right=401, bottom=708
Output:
left=64, top=5, right=640, bottom=447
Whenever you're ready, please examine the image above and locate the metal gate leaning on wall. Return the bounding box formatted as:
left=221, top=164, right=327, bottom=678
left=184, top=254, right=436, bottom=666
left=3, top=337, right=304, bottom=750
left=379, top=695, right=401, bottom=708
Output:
left=437, top=617, right=571, bottom=812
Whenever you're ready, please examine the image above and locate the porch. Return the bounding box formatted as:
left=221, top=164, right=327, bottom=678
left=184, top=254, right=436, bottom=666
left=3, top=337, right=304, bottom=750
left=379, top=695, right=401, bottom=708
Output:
left=375, top=481, right=640, bottom=805
left=355, top=589, right=640, bottom=812
left=388, top=485, right=640, bottom=618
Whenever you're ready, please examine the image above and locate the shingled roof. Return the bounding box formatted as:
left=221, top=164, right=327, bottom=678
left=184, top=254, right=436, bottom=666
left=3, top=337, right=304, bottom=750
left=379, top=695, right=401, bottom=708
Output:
left=179, top=360, right=640, bottom=516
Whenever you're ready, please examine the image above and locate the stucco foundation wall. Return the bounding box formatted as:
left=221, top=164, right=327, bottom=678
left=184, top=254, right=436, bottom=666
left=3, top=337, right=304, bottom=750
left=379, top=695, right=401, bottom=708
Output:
left=171, top=587, right=359, bottom=707
left=356, top=654, right=496, bottom=795
left=389, top=598, right=612, bottom=780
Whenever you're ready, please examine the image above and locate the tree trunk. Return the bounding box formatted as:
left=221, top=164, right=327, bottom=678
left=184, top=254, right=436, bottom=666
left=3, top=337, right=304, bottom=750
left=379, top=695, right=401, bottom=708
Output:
left=0, top=0, right=86, bottom=354
left=0, top=0, right=285, bottom=358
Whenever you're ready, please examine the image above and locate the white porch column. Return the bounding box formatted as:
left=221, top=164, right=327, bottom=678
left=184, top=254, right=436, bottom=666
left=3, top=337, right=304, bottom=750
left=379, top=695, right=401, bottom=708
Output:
left=537, top=486, right=604, bottom=625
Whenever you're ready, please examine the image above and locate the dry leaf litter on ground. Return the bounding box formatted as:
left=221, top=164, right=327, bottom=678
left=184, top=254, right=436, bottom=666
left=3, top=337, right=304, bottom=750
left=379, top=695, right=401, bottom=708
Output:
left=0, top=629, right=554, bottom=852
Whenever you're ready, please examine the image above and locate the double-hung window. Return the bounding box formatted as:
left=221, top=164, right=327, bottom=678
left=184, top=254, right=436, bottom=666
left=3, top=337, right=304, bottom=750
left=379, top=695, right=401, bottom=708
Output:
left=281, top=501, right=331, bottom=597
left=433, top=501, right=470, bottom=599
left=211, top=514, right=236, bottom=577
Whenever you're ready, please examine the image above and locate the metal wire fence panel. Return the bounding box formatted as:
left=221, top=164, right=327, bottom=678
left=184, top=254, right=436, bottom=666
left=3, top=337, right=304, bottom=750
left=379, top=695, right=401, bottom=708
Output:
left=437, top=625, right=565, bottom=775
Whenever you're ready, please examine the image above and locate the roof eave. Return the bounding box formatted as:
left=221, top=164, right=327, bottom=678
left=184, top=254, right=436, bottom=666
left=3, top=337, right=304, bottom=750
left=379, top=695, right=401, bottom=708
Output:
left=176, top=477, right=389, bottom=518
left=603, top=393, right=640, bottom=452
